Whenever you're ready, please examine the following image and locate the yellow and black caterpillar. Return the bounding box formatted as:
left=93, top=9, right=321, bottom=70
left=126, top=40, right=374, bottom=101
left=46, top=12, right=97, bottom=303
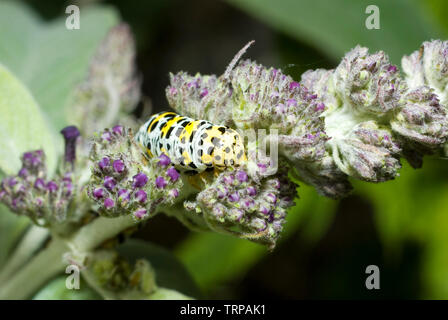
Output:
left=135, top=112, right=246, bottom=174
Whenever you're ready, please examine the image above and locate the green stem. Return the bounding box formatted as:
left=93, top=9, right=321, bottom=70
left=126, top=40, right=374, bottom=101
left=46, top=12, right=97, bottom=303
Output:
left=0, top=240, right=67, bottom=300
left=0, top=215, right=137, bottom=299
left=69, top=215, right=136, bottom=252
left=0, top=225, right=49, bottom=285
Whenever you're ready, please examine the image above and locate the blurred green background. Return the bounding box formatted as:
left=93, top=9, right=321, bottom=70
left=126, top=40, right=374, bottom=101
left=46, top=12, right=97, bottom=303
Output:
left=2, top=0, right=448, bottom=299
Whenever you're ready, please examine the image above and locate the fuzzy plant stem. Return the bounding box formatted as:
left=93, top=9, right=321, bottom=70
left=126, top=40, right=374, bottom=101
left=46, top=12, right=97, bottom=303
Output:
left=0, top=240, right=67, bottom=299
left=0, top=215, right=137, bottom=299
left=0, top=225, right=49, bottom=285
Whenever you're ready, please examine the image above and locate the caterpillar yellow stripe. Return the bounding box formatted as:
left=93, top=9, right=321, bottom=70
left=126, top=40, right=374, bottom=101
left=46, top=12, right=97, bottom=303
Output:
left=135, top=112, right=246, bottom=174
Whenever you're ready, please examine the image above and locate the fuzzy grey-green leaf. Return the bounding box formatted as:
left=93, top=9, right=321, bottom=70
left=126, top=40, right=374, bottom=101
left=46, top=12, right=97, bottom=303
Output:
left=0, top=64, right=58, bottom=174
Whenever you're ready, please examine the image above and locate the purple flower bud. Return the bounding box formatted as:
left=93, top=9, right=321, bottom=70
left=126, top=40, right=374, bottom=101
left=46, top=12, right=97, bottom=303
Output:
left=101, top=131, right=112, bottom=141
left=267, top=193, right=277, bottom=203
left=243, top=198, right=255, bottom=209
left=286, top=98, right=297, bottom=107
left=251, top=218, right=267, bottom=231
left=316, top=102, right=325, bottom=112
left=212, top=206, right=224, bottom=218
left=387, top=65, right=398, bottom=72
left=0, top=190, right=6, bottom=200
left=247, top=186, right=257, bottom=197
left=155, top=176, right=167, bottom=189
left=166, top=167, right=180, bottom=181
left=35, top=198, right=43, bottom=206
left=65, top=183, right=74, bottom=196
left=112, top=125, right=123, bottom=135
left=134, top=208, right=147, bottom=219
left=200, top=89, right=209, bottom=98
left=46, top=181, right=58, bottom=193
left=60, top=126, right=80, bottom=166
left=217, top=187, right=228, bottom=199
left=135, top=190, right=147, bottom=203
left=63, top=174, right=72, bottom=183
left=34, top=178, right=45, bottom=190
left=23, top=152, right=34, bottom=164
left=18, top=168, right=28, bottom=178
left=12, top=198, right=21, bottom=209
left=158, top=154, right=171, bottom=167
left=272, top=179, right=281, bottom=189
left=23, top=151, right=42, bottom=167
left=104, top=176, right=116, bottom=190
left=133, top=173, right=148, bottom=188
left=228, top=192, right=240, bottom=202
left=229, top=208, right=244, bottom=222
left=223, top=175, right=234, bottom=185
left=113, top=159, right=125, bottom=173
left=169, top=87, right=177, bottom=96
left=169, top=189, right=179, bottom=198
left=8, top=178, right=17, bottom=187
left=260, top=206, right=270, bottom=215
left=289, top=81, right=300, bottom=90
left=236, top=170, right=248, bottom=183
left=104, top=198, right=115, bottom=209
left=276, top=103, right=286, bottom=114
left=257, top=163, right=267, bottom=173
left=98, top=157, right=110, bottom=170
left=93, top=188, right=105, bottom=199
left=118, top=189, right=130, bottom=202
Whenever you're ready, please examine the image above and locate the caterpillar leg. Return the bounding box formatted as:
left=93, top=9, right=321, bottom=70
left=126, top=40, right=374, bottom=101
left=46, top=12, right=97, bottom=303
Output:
left=186, top=175, right=203, bottom=190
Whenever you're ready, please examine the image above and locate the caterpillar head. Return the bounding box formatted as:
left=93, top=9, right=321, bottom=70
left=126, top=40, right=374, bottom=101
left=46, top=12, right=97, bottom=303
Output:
left=199, top=126, right=246, bottom=169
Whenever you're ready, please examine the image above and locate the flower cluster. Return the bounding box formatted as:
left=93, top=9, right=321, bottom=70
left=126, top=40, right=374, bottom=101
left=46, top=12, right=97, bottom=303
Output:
left=401, top=40, right=448, bottom=155
left=298, top=46, right=448, bottom=197
left=87, top=126, right=183, bottom=221
left=230, top=60, right=328, bottom=162
left=68, top=23, right=141, bottom=137
left=184, top=161, right=297, bottom=249
left=166, top=72, right=234, bottom=126
left=0, top=128, right=89, bottom=232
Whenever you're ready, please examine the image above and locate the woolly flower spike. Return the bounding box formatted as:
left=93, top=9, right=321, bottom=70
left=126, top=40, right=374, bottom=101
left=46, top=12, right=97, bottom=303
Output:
left=166, top=72, right=234, bottom=126
left=88, top=126, right=183, bottom=221
left=298, top=45, right=448, bottom=196
left=0, top=148, right=82, bottom=230
left=402, top=40, right=448, bottom=100
left=183, top=162, right=297, bottom=249
left=401, top=40, right=448, bottom=155
left=392, top=86, right=448, bottom=167
left=230, top=59, right=328, bottom=162
left=333, top=121, right=402, bottom=181
left=332, top=46, right=405, bottom=114
left=69, top=23, right=140, bottom=137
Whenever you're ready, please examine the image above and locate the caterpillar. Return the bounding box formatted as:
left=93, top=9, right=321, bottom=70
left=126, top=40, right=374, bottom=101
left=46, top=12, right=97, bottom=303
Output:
left=135, top=112, right=246, bottom=174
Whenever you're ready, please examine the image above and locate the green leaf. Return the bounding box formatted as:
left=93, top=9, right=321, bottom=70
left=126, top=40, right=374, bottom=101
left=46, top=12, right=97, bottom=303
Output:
left=148, top=288, right=193, bottom=300
left=116, top=239, right=202, bottom=299
left=0, top=0, right=119, bottom=129
left=32, top=276, right=101, bottom=300
left=175, top=185, right=336, bottom=291
left=0, top=64, right=58, bottom=174
left=227, top=0, right=443, bottom=64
